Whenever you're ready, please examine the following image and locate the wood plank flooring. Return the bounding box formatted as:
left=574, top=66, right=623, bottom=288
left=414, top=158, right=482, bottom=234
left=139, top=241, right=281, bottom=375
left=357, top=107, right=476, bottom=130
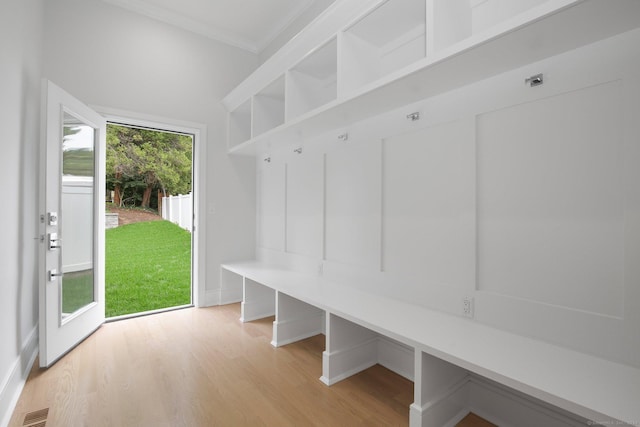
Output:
left=10, top=304, right=494, bottom=426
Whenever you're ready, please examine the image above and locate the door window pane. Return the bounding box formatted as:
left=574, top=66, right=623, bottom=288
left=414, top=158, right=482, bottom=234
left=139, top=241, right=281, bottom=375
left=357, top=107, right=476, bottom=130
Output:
left=61, top=112, right=96, bottom=318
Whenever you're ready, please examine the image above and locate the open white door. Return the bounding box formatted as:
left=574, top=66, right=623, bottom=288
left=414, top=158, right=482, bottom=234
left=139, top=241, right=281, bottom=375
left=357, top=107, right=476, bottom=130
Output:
left=39, top=81, right=106, bottom=367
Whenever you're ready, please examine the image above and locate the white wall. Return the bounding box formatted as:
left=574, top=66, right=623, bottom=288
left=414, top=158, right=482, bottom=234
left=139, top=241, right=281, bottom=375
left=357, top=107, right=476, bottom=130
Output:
left=42, top=0, right=260, bottom=305
left=0, top=0, right=44, bottom=424
left=255, top=28, right=640, bottom=369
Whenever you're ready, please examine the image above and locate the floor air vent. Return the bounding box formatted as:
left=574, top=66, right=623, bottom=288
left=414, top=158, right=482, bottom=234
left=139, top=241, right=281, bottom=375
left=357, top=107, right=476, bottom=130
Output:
left=23, top=408, right=48, bottom=426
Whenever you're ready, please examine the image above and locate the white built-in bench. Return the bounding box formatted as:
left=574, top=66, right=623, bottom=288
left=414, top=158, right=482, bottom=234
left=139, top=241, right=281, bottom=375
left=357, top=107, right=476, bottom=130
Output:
left=221, top=261, right=640, bottom=427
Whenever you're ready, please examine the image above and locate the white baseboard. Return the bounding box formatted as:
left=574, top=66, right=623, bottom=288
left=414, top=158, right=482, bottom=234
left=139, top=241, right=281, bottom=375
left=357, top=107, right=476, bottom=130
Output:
left=240, top=300, right=275, bottom=322
left=219, top=268, right=243, bottom=305
left=200, top=288, right=244, bottom=307
left=317, top=334, right=428, bottom=389
left=320, top=337, right=379, bottom=385
left=220, top=286, right=242, bottom=306
left=409, top=374, right=588, bottom=427
left=204, top=289, right=221, bottom=306
left=377, top=336, right=414, bottom=381
left=319, top=335, right=414, bottom=384
left=219, top=288, right=242, bottom=305
left=271, top=313, right=324, bottom=347
left=0, top=327, right=38, bottom=427
left=410, top=375, right=470, bottom=427
left=467, top=376, right=587, bottom=427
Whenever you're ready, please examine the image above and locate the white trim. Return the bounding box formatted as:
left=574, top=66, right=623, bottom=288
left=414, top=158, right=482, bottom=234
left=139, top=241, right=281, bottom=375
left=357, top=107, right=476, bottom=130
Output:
left=219, top=267, right=244, bottom=306
left=320, top=337, right=379, bottom=385
left=240, top=300, right=275, bottom=322
left=219, top=288, right=243, bottom=306
left=0, top=327, right=38, bottom=427
left=377, top=336, right=414, bottom=381
left=105, top=304, right=193, bottom=322
left=271, top=313, right=324, bottom=347
left=408, top=374, right=589, bottom=427
left=205, top=289, right=221, bottom=307
left=100, top=0, right=258, bottom=52
left=420, top=375, right=470, bottom=414
left=254, top=0, right=316, bottom=54
left=92, top=105, right=207, bottom=309
left=63, top=262, right=93, bottom=273
left=467, top=376, right=587, bottom=427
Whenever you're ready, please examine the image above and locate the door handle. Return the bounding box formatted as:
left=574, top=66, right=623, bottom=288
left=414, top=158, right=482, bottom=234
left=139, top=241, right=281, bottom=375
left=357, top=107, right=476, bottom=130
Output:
left=48, top=232, right=61, bottom=250
left=48, top=269, right=63, bottom=282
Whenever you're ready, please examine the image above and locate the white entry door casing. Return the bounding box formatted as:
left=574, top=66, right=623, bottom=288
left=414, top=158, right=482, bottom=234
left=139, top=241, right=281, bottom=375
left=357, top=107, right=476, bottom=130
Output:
left=39, top=80, right=106, bottom=367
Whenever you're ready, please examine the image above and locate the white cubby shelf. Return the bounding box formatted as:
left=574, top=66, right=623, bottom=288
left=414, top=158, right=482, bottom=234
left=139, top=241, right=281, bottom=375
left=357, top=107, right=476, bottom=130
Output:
left=286, top=38, right=337, bottom=121
left=339, top=0, right=426, bottom=95
left=252, top=76, right=285, bottom=137
left=223, top=0, right=640, bottom=157
left=227, top=99, right=251, bottom=150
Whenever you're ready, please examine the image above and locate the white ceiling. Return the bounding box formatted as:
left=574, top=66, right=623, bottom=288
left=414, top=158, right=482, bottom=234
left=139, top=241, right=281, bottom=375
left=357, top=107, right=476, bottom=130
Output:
left=100, top=0, right=322, bottom=54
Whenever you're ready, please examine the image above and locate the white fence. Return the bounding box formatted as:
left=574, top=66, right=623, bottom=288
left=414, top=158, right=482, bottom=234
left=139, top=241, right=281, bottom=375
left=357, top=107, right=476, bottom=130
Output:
left=162, top=193, right=192, bottom=232
left=62, top=176, right=93, bottom=272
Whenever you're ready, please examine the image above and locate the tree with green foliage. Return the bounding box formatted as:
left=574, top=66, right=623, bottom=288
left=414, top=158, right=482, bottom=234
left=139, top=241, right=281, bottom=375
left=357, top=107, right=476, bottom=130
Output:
left=63, top=124, right=94, bottom=177
left=106, top=125, right=192, bottom=208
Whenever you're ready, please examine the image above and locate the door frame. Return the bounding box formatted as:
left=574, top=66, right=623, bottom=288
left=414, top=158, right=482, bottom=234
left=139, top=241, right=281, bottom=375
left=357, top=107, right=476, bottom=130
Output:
left=95, top=106, right=207, bottom=308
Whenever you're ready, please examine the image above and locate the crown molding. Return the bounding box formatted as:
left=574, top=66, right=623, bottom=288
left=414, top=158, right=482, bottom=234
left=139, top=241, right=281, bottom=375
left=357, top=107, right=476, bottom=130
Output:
left=101, top=0, right=315, bottom=54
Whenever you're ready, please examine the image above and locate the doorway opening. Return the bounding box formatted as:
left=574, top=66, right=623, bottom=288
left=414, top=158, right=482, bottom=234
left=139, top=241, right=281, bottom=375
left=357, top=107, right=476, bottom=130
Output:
left=105, top=122, right=194, bottom=319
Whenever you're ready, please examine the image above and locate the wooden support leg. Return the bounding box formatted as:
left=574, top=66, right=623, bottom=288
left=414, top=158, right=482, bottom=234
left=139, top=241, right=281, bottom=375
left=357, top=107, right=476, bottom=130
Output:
left=240, top=278, right=275, bottom=322
left=409, top=351, right=469, bottom=427
left=271, top=292, right=324, bottom=347
left=320, top=313, right=378, bottom=385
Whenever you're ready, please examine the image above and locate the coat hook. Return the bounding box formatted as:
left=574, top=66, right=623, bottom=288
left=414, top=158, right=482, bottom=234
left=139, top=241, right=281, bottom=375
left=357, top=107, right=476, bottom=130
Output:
left=406, top=112, right=420, bottom=121
left=264, top=157, right=271, bottom=163
left=293, top=147, right=302, bottom=154
left=338, top=132, right=349, bottom=142
left=525, top=73, right=543, bottom=87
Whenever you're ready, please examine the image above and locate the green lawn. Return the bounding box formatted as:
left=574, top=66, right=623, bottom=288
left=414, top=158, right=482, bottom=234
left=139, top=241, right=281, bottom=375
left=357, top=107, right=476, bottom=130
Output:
left=106, top=220, right=191, bottom=317
left=62, top=270, right=94, bottom=315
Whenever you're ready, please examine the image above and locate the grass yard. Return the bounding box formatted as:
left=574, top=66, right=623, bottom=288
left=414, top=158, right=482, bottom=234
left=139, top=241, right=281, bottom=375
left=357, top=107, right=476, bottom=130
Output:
left=62, top=270, right=94, bottom=315
left=106, top=220, right=191, bottom=317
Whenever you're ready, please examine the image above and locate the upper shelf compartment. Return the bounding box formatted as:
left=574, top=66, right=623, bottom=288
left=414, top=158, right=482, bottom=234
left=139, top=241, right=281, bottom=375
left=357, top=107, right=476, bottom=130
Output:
left=286, top=38, right=338, bottom=121
left=224, top=0, right=640, bottom=156
left=253, top=76, right=285, bottom=137
left=339, top=0, right=426, bottom=95
left=429, top=0, right=549, bottom=53
left=227, top=99, right=251, bottom=151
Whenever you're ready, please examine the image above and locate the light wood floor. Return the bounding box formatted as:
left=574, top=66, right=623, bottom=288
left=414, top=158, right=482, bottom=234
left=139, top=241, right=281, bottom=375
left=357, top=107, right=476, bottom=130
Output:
left=10, top=304, right=494, bottom=427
